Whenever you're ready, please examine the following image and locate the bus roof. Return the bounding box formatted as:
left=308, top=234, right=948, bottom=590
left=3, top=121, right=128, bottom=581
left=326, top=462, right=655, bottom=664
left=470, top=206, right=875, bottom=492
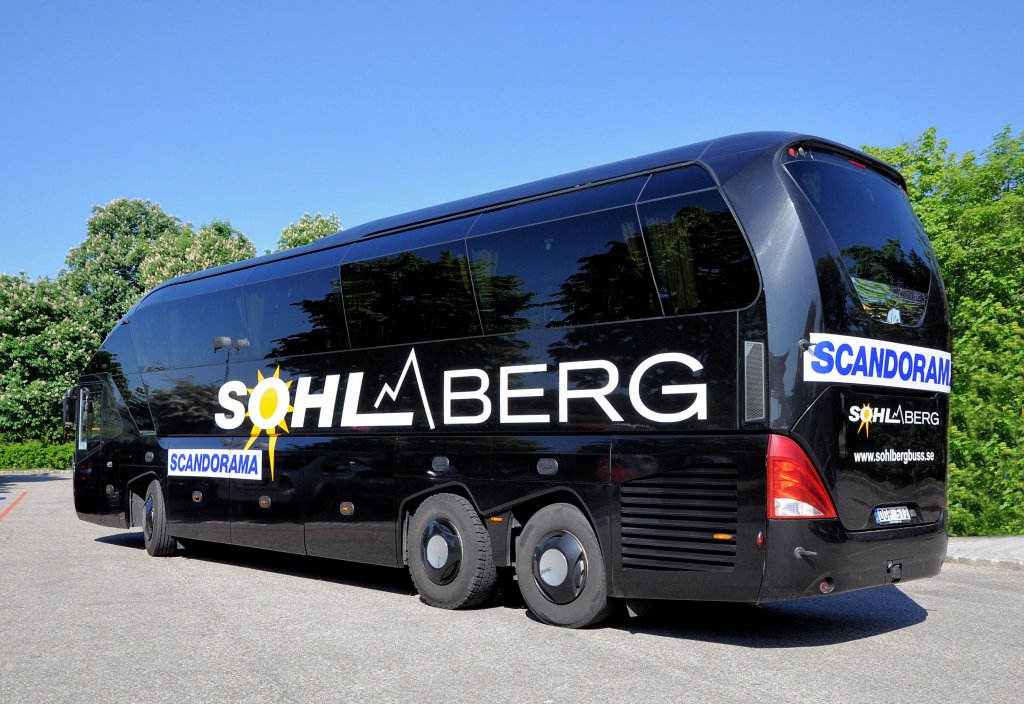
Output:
left=141, top=131, right=899, bottom=300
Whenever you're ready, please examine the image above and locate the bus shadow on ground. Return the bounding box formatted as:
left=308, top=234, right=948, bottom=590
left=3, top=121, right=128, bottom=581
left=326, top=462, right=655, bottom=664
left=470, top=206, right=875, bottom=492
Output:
left=96, top=530, right=926, bottom=645
left=613, top=586, right=928, bottom=647
left=96, top=531, right=417, bottom=597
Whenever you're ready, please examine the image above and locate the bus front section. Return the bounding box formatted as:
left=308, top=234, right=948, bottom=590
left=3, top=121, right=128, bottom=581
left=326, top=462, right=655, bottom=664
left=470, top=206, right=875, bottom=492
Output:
left=70, top=321, right=158, bottom=530
left=759, top=144, right=950, bottom=601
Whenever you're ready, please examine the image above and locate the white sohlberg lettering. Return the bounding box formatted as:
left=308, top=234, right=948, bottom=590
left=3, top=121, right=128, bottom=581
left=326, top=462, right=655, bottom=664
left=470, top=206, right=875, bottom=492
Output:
left=499, top=364, right=550, bottom=424
left=558, top=360, right=623, bottom=423
left=628, top=353, right=707, bottom=423
left=291, top=375, right=340, bottom=428
left=443, top=369, right=491, bottom=425
left=216, top=349, right=711, bottom=431
left=215, top=380, right=248, bottom=430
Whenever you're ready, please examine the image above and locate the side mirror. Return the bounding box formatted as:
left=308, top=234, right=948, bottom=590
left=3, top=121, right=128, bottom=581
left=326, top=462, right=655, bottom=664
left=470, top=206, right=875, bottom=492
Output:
left=62, top=387, right=78, bottom=428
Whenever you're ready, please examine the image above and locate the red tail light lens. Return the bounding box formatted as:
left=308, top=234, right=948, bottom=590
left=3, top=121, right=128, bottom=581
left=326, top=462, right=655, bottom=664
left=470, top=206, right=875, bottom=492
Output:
left=767, top=435, right=837, bottom=519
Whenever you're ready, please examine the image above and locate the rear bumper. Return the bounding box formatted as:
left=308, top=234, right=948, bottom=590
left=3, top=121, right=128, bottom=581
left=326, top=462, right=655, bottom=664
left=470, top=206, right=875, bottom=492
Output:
left=757, top=512, right=947, bottom=602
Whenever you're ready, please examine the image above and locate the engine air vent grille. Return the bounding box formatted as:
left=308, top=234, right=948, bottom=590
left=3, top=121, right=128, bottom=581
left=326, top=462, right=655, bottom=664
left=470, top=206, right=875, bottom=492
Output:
left=620, top=467, right=738, bottom=572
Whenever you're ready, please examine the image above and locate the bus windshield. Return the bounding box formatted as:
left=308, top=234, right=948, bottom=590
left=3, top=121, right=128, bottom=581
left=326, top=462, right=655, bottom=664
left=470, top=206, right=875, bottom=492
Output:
left=786, top=150, right=934, bottom=326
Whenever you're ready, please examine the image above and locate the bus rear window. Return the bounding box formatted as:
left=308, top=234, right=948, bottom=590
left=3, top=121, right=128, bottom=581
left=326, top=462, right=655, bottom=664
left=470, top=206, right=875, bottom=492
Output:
left=785, top=151, right=934, bottom=326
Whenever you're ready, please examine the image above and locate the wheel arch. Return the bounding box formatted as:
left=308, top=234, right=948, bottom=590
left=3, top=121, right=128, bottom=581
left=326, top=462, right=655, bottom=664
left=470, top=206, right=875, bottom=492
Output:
left=125, top=470, right=160, bottom=529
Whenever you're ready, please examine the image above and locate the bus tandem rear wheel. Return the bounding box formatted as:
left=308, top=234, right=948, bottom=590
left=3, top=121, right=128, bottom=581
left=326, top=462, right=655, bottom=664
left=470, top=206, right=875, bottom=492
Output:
left=515, top=503, right=612, bottom=628
left=143, top=480, right=176, bottom=557
left=407, top=493, right=497, bottom=609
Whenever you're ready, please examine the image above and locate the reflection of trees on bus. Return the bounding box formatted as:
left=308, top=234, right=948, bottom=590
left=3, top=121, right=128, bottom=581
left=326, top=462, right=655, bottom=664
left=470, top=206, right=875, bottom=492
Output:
left=343, top=249, right=534, bottom=345
left=641, top=203, right=759, bottom=316
left=842, top=239, right=929, bottom=292
left=265, top=286, right=345, bottom=359
left=552, top=236, right=658, bottom=327
left=842, top=240, right=929, bottom=324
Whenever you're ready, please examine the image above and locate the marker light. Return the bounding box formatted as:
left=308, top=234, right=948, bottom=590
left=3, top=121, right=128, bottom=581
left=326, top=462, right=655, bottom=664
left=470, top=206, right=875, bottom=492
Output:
left=767, top=435, right=837, bottom=519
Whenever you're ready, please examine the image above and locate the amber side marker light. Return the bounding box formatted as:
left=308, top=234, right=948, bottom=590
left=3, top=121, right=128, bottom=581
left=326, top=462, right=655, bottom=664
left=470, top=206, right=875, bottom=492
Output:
left=767, top=435, right=837, bottom=519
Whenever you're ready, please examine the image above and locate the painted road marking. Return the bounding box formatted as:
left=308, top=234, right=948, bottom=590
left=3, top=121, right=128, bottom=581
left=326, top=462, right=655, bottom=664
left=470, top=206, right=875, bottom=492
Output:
left=0, top=491, right=28, bottom=522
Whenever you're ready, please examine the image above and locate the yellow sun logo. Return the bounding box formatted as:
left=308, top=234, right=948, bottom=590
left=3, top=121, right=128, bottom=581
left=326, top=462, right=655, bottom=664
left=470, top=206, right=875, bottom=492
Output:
left=856, top=403, right=873, bottom=437
left=243, top=366, right=294, bottom=480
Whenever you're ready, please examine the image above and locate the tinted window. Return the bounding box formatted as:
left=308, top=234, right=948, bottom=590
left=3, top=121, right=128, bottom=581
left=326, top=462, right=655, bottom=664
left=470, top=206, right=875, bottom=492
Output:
left=245, top=267, right=347, bottom=358
left=468, top=206, right=660, bottom=332
left=786, top=152, right=933, bottom=325
left=167, top=290, right=247, bottom=367
left=90, top=322, right=137, bottom=375
left=638, top=189, right=758, bottom=314
left=130, top=302, right=168, bottom=371
left=343, top=242, right=480, bottom=347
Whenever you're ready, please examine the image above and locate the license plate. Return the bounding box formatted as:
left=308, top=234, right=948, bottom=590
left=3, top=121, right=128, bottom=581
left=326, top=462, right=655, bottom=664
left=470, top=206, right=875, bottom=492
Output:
left=875, top=506, right=912, bottom=525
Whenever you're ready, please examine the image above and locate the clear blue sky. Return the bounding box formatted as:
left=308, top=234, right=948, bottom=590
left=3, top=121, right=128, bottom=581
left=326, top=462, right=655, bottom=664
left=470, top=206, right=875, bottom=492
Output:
left=2, top=1, right=1021, bottom=279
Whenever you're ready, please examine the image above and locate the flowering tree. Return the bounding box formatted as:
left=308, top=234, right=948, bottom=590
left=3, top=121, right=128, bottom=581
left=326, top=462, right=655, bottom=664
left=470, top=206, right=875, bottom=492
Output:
left=276, top=212, right=341, bottom=250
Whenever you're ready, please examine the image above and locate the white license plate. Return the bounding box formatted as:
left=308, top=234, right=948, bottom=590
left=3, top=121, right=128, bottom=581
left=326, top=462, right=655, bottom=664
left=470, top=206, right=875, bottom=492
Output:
left=875, top=506, right=912, bottom=525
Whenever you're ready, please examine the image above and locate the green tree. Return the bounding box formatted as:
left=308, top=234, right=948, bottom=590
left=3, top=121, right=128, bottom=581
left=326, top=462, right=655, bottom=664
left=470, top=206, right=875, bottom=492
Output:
left=0, top=274, right=100, bottom=442
left=138, top=219, right=257, bottom=291
left=864, top=127, right=1024, bottom=535
left=277, top=212, right=341, bottom=250
left=63, top=198, right=184, bottom=328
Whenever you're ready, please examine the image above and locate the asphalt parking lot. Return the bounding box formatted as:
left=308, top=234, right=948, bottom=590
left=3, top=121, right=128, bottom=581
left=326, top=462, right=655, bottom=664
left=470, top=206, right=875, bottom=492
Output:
left=2, top=474, right=1022, bottom=703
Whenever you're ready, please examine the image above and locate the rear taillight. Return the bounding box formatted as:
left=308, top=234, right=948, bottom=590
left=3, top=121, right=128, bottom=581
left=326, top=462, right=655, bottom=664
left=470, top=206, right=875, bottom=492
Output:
left=767, top=435, right=837, bottom=519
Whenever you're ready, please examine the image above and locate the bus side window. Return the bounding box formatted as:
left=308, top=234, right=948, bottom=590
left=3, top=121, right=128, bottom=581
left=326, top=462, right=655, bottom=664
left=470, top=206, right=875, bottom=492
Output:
left=637, top=188, right=759, bottom=314
left=342, top=242, right=481, bottom=348
left=166, top=290, right=248, bottom=367
left=468, top=206, right=661, bottom=332
left=130, top=302, right=169, bottom=371
left=244, top=267, right=347, bottom=359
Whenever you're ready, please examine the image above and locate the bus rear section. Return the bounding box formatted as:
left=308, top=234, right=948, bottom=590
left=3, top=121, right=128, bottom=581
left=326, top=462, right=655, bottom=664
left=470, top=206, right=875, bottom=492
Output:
left=757, top=144, right=949, bottom=601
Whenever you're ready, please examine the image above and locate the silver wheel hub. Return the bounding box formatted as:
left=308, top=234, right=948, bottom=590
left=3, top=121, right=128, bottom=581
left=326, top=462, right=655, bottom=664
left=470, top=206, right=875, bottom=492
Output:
left=421, top=519, right=462, bottom=586
left=426, top=534, right=449, bottom=569
left=532, top=531, right=587, bottom=605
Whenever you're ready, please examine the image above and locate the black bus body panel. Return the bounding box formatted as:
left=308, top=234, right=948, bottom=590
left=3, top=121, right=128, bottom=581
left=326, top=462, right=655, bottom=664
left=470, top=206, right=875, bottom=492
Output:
left=71, top=131, right=950, bottom=609
left=162, top=435, right=233, bottom=544
left=609, top=434, right=768, bottom=602
left=305, top=435, right=399, bottom=566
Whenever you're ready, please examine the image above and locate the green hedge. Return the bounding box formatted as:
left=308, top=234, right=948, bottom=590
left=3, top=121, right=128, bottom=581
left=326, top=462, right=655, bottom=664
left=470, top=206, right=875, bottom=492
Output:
left=0, top=441, right=74, bottom=470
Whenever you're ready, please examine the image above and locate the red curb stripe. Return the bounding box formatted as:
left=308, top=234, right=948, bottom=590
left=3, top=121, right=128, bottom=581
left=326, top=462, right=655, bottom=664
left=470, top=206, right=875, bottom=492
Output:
left=0, top=491, right=27, bottom=522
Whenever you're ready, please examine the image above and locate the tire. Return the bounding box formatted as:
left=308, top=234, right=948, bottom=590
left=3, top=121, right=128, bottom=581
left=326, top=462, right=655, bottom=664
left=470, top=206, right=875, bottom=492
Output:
left=143, top=480, right=176, bottom=557
left=515, top=503, right=613, bottom=628
left=407, top=493, right=497, bottom=609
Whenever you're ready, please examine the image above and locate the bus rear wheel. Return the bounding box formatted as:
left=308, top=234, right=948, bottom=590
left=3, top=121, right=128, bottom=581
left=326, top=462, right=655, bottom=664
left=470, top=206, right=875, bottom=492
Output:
left=515, top=503, right=612, bottom=628
left=143, top=480, right=176, bottom=557
left=407, top=493, right=497, bottom=609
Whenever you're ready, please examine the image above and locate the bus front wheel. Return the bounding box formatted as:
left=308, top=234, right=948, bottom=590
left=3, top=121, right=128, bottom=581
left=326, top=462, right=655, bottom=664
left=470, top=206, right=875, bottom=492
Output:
left=515, top=503, right=612, bottom=628
left=407, top=493, right=497, bottom=609
left=143, top=480, right=176, bottom=557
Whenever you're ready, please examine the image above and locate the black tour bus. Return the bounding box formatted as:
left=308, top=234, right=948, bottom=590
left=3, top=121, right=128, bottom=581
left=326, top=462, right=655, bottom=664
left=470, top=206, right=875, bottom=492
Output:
left=68, top=132, right=950, bottom=627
